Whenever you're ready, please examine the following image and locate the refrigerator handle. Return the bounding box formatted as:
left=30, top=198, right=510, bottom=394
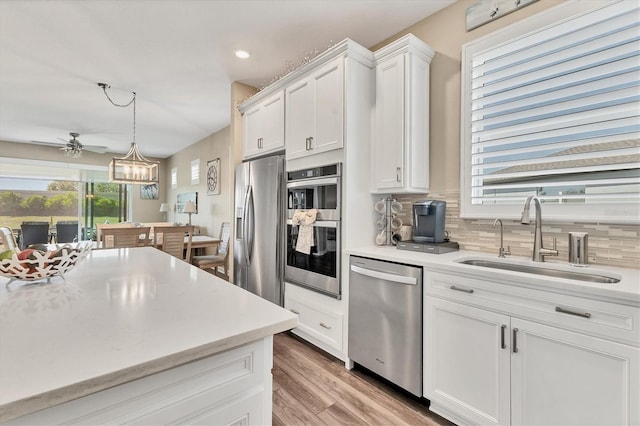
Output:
left=246, top=184, right=255, bottom=264
left=242, top=185, right=251, bottom=265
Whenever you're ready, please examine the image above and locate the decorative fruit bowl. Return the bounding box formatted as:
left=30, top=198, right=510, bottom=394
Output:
left=0, top=242, right=92, bottom=284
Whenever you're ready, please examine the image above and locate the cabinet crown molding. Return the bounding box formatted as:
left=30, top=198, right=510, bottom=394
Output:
left=239, top=38, right=374, bottom=114
left=373, top=33, right=435, bottom=64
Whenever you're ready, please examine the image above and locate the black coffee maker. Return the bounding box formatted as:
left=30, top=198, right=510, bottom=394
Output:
left=412, top=200, right=446, bottom=243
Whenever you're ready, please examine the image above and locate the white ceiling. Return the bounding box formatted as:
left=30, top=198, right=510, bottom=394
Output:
left=0, top=0, right=454, bottom=160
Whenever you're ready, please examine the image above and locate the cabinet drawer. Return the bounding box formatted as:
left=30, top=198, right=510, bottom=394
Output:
left=285, top=295, right=343, bottom=351
left=426, top=272, right=640, bottom=346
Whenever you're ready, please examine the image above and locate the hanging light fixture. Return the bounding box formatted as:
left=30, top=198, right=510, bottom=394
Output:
left=98, top=83, right=159, bottom=184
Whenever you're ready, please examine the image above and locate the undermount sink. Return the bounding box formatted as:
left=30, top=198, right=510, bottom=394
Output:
left=457, top=259, right=621, bottom=284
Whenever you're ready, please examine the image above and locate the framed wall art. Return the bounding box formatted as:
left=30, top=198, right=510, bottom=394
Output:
left=177, top=192, right=198, bottom=213
left=140, top=183, right=159, bottom=200
left=207, top=158, right=221, bottom=195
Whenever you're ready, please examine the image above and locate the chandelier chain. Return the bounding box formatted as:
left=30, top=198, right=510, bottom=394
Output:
left=100, top=84, right=137, bottom=144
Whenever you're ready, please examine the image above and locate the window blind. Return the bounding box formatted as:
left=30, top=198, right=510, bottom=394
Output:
left=468, top=0, right=640, bottom=209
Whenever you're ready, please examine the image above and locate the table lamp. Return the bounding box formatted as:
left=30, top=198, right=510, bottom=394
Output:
left=183, top=200, right=197, bottom=225
left=159, top=203, right=170, bottom=221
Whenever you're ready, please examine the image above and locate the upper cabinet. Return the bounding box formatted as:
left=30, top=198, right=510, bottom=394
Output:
left=241, top=90, right=285, bottom=160
left=372, top=34, right=434, bottom=194
left=286, top=58, right=344, bottom=160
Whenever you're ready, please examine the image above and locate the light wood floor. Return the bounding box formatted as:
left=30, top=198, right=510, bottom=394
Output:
left=272, top=332, right=454, bottom=426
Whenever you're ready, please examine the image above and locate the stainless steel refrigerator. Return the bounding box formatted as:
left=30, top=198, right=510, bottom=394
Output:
left=233, top=154, right=285, bottom=306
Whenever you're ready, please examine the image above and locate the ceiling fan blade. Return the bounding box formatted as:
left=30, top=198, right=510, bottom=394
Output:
left=83, top=145, right=109, bottom=154
left=30, top=140, right=65, bottom=148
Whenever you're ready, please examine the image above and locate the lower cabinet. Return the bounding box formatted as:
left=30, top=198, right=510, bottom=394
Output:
left=9, top=338, right=273, bottom=425
left=425, top=275, right=640, bottom=426
left=284, top=282, right=344, bottom=360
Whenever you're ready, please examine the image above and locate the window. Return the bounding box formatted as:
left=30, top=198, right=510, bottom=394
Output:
left=460, top=0, right=640, bottom=223
left=191, top=159, right=200, bottom=185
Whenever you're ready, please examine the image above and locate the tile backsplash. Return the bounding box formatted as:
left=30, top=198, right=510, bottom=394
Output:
left=387, top=191, right=639, bottom=270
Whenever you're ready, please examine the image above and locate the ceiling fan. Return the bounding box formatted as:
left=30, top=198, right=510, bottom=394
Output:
left=30, top=132, right=109, bottom=158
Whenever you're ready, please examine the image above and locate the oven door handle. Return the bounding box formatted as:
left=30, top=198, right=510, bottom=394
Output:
left=286, top=177, right=339, bottom=189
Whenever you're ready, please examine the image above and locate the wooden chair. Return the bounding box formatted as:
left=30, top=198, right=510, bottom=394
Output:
left=95, top=223, right=134, bottom=243
left=192, top=222, right=231, bottom=280
left=0, top=227, right=18, bottom=252
left=154, top=225, right=193, bottom=262
left=100, top=227, right=151, bottom=249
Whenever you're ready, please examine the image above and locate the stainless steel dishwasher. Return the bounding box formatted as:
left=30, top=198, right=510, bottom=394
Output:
left=348, top=255, right=423, bottom=396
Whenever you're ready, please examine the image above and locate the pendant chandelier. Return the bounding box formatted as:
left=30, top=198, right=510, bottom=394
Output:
left=99, top=83, right=159, bottom=184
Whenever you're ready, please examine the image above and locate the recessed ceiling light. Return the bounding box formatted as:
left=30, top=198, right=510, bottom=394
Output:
left=234, top=50, right=250, bottom=59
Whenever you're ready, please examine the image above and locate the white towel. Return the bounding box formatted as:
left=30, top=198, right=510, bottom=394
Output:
left=292, top=209, right=317, bottom=254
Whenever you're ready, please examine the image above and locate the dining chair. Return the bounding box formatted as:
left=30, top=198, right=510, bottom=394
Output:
left=154, top=225, right=193, bottom=262
left=192, top=222, right=231, bottom=280
left=0, top=227, right=19, bottom=252
left=95, top=223, right=134, bottom=243
left=56, top=221, right=79, bottom=243
left=20, top=222, right=50, bottom=249
left=100, top=227, right=151, bottom=249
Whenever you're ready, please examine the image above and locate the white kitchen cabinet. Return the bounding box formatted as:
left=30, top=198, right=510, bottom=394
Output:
left=284, top=282, right=344, bottom=360
left=242, top=90, right=285, bottom=159
left=285, top=57, right=344, bottom=160
left=511, top=318, right=638, bottom=426
left=424, top=271, right=640, bottom=426
left=426, top=297, right=510, bottom=426
left=372, top=33, right=434, bottom=193
left=10, top=338, right=273, bottom=425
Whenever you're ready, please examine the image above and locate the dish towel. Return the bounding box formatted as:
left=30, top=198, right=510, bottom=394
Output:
left=292, top=209, right=317, bottom=254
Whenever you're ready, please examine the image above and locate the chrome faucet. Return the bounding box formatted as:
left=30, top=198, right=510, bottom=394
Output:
left=493, top=218, right=511, bottom=258
left=520, top=196, right=558, bottom=262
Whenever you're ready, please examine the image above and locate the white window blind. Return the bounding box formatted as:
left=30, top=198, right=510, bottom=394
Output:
left=461, top=0, right=640, bottom=223
left=190, top=159, right=200, bottom=185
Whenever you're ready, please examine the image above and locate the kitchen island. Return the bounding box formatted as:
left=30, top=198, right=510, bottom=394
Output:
left=0, top=247, right=297, bottom=424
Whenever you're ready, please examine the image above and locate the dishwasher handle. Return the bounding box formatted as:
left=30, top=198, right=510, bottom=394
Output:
left=350, top=264, right=417, bottom=285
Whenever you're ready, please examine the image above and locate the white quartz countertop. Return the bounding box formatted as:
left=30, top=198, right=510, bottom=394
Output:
left=347, top=245, right=640, bottom=306
left=0, top=247, right=297, bottom=421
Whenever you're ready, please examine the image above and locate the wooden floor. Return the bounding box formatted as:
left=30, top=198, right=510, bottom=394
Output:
left=272, top=332, right=454, bottom=426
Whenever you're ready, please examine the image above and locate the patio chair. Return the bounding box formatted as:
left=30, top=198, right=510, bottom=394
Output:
left=20, top=222, right=50, bottom=249
left=56, top=221, right=79, bottom=243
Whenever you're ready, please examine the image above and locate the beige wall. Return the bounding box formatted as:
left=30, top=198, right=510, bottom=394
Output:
left=0, top=139, right=166, bottom=223
left=164, top=127, right=233, bottom=242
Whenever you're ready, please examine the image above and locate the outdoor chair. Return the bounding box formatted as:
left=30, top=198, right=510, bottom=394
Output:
left=20, top=222, right=50, bottom=249
left=56, top=221, right=79, bottom=243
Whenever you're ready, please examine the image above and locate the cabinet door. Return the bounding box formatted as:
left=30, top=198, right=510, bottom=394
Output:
left=311, top=57, right=344, bottom=154
left=425, top=297, right=510, bottom=426
left=243, top=104, right=263, bottom=159
left=285, top=77, right=314, bottom=159
left=511, top=318, right=640, bottom=426
left=261, top=91, right=285, bottom=153
left=373, top=55, right=405, bottom=191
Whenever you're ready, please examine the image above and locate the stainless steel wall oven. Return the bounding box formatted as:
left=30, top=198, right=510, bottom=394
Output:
left=286, top=164, right=341, bottom=298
